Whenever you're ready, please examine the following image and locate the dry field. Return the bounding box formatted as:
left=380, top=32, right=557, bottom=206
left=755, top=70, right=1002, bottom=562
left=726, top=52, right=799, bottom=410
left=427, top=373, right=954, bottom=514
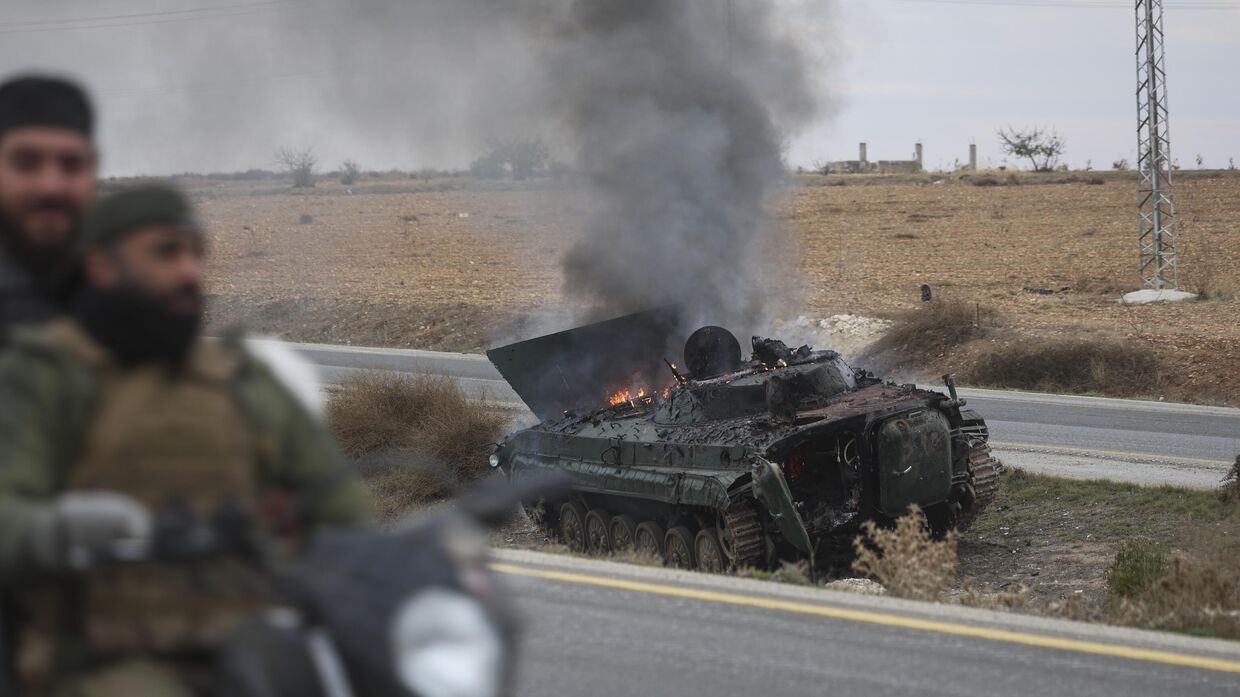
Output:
left=189, top=169, right=1240, bottom=402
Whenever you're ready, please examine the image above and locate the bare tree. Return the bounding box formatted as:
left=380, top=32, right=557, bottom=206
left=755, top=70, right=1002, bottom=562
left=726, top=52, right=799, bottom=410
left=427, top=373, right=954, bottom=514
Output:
left=340, top=159, right=362, bottom=185
left=469, top=138, right=550, bottom=180
left=996, top=126, right=1065, bottom=172
left=274, top=146, right=317, bottom=187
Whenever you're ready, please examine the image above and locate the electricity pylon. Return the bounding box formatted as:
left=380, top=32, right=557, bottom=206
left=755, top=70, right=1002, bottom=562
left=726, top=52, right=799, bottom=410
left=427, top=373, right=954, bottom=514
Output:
left=1136, top=0, right=1178, bottom=290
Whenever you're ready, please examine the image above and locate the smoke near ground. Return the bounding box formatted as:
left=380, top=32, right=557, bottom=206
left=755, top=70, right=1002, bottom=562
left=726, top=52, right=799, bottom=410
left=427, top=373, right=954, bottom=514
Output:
left=1, top=0, right=832, bottom=334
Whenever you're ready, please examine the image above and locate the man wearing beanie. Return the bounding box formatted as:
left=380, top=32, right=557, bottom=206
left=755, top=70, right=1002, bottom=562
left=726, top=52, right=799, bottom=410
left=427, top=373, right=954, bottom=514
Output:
left=0, top=184, right=374, bottom=696
left=0, top=75, right=97, bottom=344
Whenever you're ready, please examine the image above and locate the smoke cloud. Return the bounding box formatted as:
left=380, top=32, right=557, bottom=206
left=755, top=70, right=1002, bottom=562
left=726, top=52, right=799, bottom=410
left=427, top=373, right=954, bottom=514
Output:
left=543, top=1, right=820, bottom=330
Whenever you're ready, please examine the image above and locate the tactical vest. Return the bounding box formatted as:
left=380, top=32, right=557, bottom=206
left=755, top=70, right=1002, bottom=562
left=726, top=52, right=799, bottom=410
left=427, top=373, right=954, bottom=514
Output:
left=19, top=321, right=276, bottom=678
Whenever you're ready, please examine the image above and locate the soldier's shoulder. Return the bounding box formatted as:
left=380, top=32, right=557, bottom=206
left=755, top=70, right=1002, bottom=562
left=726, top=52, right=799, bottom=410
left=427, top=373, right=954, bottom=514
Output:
left=6, top=320, right=85, bottom=362
left=0, top=323, right=94, bottom=401
left=219, top=332, right=325, bottom=419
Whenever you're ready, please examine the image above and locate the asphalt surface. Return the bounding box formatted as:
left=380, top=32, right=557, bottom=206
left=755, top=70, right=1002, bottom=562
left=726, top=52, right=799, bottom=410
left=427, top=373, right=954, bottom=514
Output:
left=282, top=340, right=1240, bottom=488
left=494, top=549, right=1240, bottom=697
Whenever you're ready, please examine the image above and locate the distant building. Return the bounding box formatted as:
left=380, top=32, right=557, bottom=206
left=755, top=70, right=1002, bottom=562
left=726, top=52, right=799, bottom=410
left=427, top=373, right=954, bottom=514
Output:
left=825, top=142, right=923, bottom=174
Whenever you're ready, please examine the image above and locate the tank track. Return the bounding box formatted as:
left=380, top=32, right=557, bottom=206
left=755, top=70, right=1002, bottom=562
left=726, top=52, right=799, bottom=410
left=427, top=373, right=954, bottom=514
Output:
left=956, top=439, right=1001, bottom=531
left=724, top=498, right=766, bottom=569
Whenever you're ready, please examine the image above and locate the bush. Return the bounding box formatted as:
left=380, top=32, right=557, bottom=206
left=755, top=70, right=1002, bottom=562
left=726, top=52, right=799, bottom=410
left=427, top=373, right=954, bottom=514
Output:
left=852, top=505, right=958, bottom=600
left=1113, top=553, right=1240, bottom=638
left=861, top=300, right=992, bottom=373
left=1107, top=539, right=1170, bottom=600
left=469, top=152, right=506, bottom=180
left=966, top=174, right=1020, bottom=187
left=966, top=339, right=1167, bottom=397
left=470, top=138, right=550, bottom=180
left=327, top=372, right=508, bottom=518
left=274, top=146, right=316, bottom=188
left=340, top=159, right=362, bottom=186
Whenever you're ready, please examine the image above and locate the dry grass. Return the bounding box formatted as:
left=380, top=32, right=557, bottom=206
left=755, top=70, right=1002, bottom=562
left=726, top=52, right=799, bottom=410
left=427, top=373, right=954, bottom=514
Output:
left=860, top=300, right=993, bottom=374
left=1071, top=273, right=1131, bottom=296
left=736, top=560, right=815, bottom=586
left=327, top=371, right=508, bottom=518
left=194, top=172, right=1240, bottom=404
left=968, top=174, right=1021, bottom=187
left=1221, top=456, right=1240, bottom=504
left=608, top=548, right=668, bottom=568
left=852, top=505, right=959, bottom=601
left=966, top=338, right=1169, bottom=398
left=958, top=583, right=1029, bottom=610
left=1044, top=593, right=1101, bottom=622
left=1112, top=553, right=1240, bottom=638
left=1184, top=258, right=1240, bottom=302
left=1098, top=505, right=1240, bottom=638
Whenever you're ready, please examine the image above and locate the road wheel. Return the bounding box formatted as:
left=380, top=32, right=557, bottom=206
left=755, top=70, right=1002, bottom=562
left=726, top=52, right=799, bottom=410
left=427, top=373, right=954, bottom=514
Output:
left=634, top=521, right=665, bottom=559
left=558, top=502, right=588, bottom=552
left=694, top=529, right=727, bottom=573
left=609, top=514, right=639, bottom=553
left=664, top=526, right=696, bottom=569
left=584, top=509, right=611, bottom=555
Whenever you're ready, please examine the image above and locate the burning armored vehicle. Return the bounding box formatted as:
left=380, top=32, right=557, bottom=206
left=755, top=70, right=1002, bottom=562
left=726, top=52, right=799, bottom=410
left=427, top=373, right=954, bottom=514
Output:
left=487, top=309, right=1000, bottom=572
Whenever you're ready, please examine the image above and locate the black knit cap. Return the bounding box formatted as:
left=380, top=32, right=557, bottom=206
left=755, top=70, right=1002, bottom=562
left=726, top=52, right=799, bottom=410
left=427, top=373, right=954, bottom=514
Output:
left=81, top=184, right=199, bottom=250
left=0, top=75, right=94, bottom=141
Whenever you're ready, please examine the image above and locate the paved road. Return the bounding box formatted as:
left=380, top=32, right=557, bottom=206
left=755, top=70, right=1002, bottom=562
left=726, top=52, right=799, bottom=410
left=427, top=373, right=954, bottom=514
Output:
left=493, top=549, right=1240, bottom=697
left=277, top=340, right=1240, bottom=488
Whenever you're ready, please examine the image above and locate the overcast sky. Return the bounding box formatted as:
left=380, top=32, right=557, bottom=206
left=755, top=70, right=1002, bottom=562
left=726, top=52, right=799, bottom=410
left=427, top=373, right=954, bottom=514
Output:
left=0, top=0, right=1235, bottom=176
left=796, top=0, right=1240, bottom=172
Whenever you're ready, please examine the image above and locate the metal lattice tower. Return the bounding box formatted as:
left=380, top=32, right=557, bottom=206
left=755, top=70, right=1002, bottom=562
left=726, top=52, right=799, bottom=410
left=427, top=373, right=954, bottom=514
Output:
left=1135, top=0, right=1178, bottom=289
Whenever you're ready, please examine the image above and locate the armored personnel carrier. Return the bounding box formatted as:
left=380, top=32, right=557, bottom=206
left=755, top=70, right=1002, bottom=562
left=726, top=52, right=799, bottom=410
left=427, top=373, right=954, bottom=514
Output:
left=487, top=309, right=1000, bottom=572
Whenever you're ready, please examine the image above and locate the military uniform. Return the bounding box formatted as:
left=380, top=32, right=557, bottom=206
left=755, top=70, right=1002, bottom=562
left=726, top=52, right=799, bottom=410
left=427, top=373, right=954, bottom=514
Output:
left=0, top=250, right=62, bottom=338
left=0, top=319, right=375, bottom=695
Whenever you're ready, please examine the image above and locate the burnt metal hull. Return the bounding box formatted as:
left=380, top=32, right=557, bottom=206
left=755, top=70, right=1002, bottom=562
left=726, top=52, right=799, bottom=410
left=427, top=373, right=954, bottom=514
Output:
left=489, top=318, right=1001, bottom=571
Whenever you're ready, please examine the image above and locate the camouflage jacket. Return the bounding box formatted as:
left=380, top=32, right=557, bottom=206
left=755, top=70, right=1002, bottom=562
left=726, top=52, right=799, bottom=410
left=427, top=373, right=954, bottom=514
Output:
left=0, top=251, right=62, bottom=347
left=0, top=321, right=376, bottom=582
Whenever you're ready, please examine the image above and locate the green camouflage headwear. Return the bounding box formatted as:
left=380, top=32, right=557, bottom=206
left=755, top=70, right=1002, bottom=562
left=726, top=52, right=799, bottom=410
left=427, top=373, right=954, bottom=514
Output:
left=80, top=184, right=199, bottom=250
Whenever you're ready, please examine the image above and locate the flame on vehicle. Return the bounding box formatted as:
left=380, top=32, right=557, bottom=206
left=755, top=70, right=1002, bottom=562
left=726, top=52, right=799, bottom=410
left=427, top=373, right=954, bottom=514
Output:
left=606, top=384, right=673, bottom=409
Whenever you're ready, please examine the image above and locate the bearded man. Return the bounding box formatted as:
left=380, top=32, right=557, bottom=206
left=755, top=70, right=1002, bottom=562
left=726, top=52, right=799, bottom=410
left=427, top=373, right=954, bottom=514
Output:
left=0, top=76, right=97, bottom=342
left=0, top=184, right=374, bottom=696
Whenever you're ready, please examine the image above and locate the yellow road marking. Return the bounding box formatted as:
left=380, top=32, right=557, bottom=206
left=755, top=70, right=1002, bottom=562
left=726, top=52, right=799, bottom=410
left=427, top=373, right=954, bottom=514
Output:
left=491, top=562, right=1240, bottom=674
left=990, top=440, right=1233, bottom=467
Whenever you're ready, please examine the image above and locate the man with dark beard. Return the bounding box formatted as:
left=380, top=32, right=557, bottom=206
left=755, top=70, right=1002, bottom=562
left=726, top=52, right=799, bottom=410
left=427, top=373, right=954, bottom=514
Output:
left=0, top=76, right=96, bottom=342
left=0, top=184, right=374, bottom=696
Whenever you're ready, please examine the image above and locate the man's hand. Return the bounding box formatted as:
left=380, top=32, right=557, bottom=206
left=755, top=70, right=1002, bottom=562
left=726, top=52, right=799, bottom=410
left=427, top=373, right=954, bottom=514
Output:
left=27, top=492, right=151, bottom=571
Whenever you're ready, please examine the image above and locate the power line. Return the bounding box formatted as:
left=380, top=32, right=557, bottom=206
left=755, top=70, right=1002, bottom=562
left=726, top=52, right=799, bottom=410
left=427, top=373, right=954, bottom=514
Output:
left=0, top=1, right=298, bottom=34
left=0, top=1, right=290, bottom=29
left=888, top=0, right=1239, bottom=9
left=96, top=66, right=342, bottom=98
